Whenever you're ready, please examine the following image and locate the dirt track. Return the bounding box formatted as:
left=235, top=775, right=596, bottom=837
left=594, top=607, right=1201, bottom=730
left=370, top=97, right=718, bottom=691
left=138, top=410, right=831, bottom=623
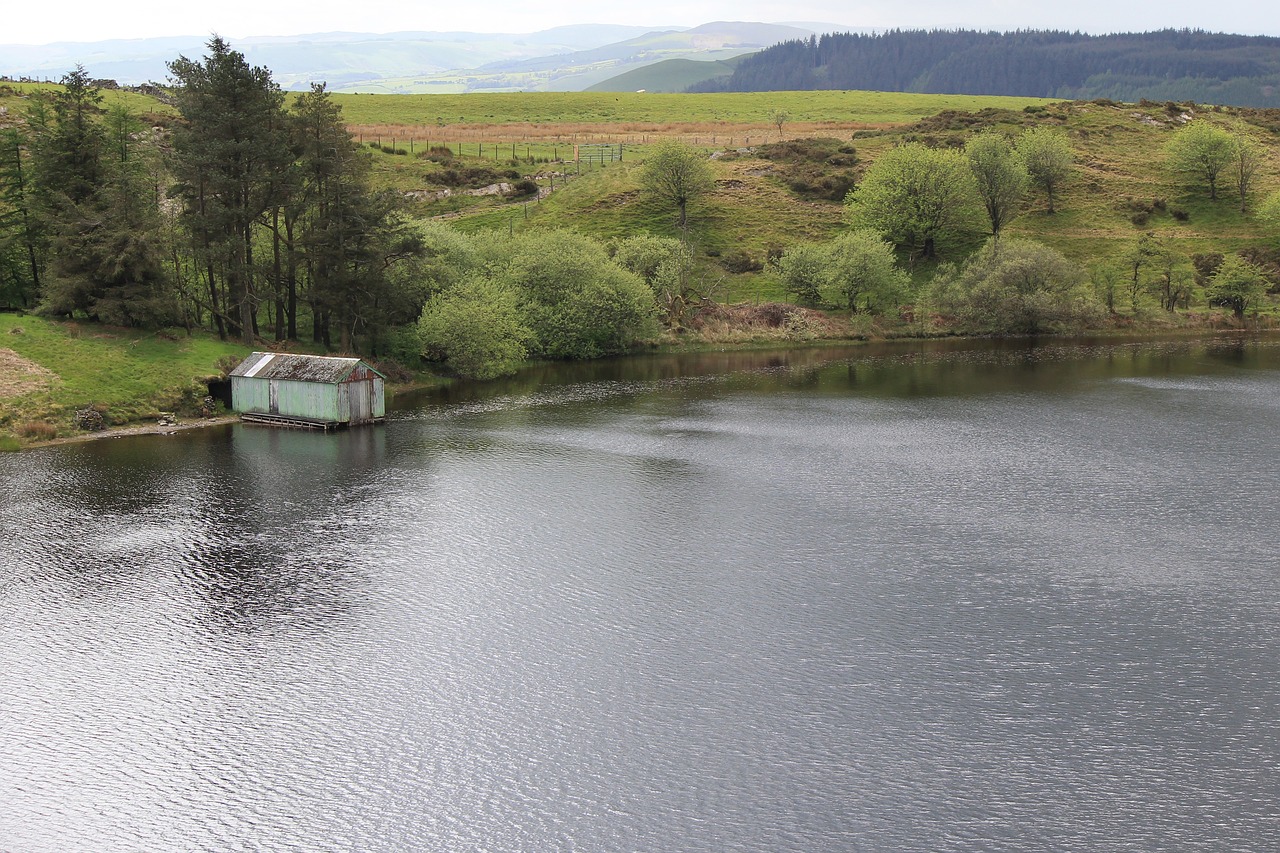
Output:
left=0, top=347, right=56, bottom=398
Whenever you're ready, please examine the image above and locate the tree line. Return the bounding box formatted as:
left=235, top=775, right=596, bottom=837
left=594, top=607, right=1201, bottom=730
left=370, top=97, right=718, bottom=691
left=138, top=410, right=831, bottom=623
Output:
left=690, top=30, right=1280, bottom=108
left=0, top=38, right=421, bottom=355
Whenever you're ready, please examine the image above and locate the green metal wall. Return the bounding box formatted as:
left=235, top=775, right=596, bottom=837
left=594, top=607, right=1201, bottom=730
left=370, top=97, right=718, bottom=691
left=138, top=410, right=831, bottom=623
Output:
left=232, top=374, right=385, bottom=423
left=232, top=377, right=341, bottom=422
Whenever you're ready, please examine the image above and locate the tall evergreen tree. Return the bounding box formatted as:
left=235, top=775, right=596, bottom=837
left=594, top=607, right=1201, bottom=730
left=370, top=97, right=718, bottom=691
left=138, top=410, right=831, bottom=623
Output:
left=169, top=36, right=293, bottom=344
left=291, top=84, right=416, bottom=351
left=0, top=127, right=44, bottom=307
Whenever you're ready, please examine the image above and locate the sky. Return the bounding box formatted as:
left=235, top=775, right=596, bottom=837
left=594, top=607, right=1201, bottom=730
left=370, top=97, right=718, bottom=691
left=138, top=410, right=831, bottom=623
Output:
left=3, top=0, right=1277, bottom=45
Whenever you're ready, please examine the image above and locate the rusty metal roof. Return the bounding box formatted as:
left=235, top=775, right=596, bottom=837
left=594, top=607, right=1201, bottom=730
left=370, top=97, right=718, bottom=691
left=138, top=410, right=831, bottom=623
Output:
left=229, top=352, right=385, bottom=383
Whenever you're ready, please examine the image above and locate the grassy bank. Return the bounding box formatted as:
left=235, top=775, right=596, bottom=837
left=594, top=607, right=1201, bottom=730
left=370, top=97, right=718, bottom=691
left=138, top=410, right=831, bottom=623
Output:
left=0, top=314, right=251, bottom=448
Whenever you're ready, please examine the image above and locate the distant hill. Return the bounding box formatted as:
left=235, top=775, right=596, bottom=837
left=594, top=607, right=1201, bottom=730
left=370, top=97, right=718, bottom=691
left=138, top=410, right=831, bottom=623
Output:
left=587, top=57, right=746, bottom=93
left=351, top=21, right=815, bottom=94
left=0, top=22, right=822, bottom=93
left=0, top=25, right=665, bottom=90
left=690, top=29, right=1280, bottom=107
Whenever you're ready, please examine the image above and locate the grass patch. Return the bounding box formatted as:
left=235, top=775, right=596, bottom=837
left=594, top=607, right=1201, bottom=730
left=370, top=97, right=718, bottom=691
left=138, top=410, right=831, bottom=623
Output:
left=0, top=314, right=251, bottom=434
left=332, top=90, right=1053, bottom=130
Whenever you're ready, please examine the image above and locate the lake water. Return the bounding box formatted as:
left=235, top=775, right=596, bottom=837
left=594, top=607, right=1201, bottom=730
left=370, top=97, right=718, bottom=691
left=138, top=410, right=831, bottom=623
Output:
left=3, top=335, right=1280, bottom=851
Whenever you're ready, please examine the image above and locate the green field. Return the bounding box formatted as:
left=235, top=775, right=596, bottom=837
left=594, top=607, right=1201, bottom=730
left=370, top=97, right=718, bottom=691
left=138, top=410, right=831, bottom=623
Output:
left=0, top=314, right=251, bottom=441
left=330, top=89, right=1054, bottom=128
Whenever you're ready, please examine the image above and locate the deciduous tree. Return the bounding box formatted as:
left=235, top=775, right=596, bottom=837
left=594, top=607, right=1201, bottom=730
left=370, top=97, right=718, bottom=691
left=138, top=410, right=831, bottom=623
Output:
left=826, top=229, right=911, bottom=312
left=1230, top=133, right=1262, bottom=212
left=1016, top=127, right=1072, bottom=214
left=846, top=142, right=982, bottom=260
left=640, top=142, right=715, bottom=232
left=966, top=131, right=1028, bottom=237
left=925, top=238, right=1100, bottom=333
left=1165, top=122, right=1235, bottom=201
left=1207, top=254, right=1268, bottom=319
left=417, top=275, right=530, bottom=379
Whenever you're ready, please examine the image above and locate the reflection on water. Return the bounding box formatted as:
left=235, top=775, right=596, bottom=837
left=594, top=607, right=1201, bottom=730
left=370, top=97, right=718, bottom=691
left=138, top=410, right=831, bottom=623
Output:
left=3, top=334, right=1280, bottom=851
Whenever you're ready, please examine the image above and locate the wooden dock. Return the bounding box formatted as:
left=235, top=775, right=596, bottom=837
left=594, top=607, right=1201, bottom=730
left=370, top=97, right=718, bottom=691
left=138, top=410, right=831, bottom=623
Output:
left=239, top=412, right=341, bottom=431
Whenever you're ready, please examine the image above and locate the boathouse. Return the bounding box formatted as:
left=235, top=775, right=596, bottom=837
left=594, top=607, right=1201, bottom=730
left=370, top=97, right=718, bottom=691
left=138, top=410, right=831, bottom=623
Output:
left=230, top=352, right=386, bottom=429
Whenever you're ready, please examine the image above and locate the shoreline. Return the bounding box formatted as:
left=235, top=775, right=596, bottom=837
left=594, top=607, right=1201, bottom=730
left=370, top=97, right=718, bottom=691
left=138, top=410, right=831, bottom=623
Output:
left=30, top=415, right=242, bottom=449
left=10, top=325, right=1276, bottom=452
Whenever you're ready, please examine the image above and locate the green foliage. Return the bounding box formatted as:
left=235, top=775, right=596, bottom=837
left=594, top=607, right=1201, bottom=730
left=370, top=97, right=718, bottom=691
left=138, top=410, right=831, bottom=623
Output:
left=691, top=29, right=1280, bottom=108
left=925, top=238, right=1101, bottom=333
left=774, top=243, right=828, bottom=305
left=169, top=37, right=292, bottom=345
left=773, top=243, right=828, bottom=305
left=1257, top=191, right=1280, bottom=245
left=0, top=127, right=44, bottom=309
left=410, top=220, right=485, bottom=294
left=612, top=235, right=709, bottom=329
left=1207, top=254, right=1269, bottom=319
left=26, top=72, right=174, bottom=328
left=494, top=230, right=660, bottom=359
left=640, top=142, right=716, bottom=231
left=417, top=275, right=529, bottom=379
left=612, top=234, right=692, bottom=292
left=826, top=230, right=913, bottom=313
left=415, top=228, right=660, bottom=376
left=1016, top=126, right=1072, bottom=214
left=966, top=131, right=1028, bottom=236
left=774, top=229, right=909, bottom=312
left=1230, top=132, right=1263, bottom=212
left=846, top=142, right=983, bottom=260
left=0, top=312, right=250, bottom=428
left=1165, top=122, right=1236, bottom=201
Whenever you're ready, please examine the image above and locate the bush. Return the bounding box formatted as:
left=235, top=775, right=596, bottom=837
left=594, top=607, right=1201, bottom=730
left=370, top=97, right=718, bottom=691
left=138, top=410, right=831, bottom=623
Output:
left=16, top=421, right=57, bottom=440
left=507, top=178, right=539, bottom=197
left=925, top=238, right=1103, bottom=333
left=417, top=276, right=530, bottom=380
left=495, top=231, right=659, bottom=360
left=720, top=251, right=762, bottom=273
left=418, top=145, right=455, bottom=162
left=773, top=243, right=827, bottom=304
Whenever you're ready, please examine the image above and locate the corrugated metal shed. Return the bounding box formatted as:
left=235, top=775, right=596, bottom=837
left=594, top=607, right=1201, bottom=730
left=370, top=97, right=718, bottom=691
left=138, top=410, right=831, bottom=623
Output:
left=231, top=352, right=386, bottom=429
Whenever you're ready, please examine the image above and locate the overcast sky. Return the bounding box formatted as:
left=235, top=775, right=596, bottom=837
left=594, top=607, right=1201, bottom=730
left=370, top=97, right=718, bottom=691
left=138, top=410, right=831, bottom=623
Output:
left=4, top=0, right=1277, bottom=44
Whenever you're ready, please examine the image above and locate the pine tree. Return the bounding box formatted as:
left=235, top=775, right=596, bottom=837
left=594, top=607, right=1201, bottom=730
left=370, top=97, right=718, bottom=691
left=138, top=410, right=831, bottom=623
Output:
left=169, top=36, right=293, bottom=344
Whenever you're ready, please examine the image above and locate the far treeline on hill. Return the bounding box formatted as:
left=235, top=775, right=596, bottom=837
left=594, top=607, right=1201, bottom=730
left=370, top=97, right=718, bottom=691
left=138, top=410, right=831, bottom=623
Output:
left=689, top=30, right=1280, bottom=108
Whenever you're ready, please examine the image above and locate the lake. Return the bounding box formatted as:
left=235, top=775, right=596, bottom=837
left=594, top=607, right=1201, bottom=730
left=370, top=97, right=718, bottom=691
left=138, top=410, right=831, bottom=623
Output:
left=2, top=335, right=1279, bottom=851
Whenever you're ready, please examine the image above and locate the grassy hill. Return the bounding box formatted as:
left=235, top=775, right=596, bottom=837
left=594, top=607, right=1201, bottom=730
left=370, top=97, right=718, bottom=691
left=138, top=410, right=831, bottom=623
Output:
left=587, top=57, right=745, bottom=93
left=4, top=83, right=1279, bottom=445
left=347, top=93, right=1280, bottom=306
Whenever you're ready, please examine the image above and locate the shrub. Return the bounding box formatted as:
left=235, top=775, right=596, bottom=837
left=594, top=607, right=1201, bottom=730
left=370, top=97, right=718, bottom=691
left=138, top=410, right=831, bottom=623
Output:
left=720, top=251, right=762, bottom=273
left=418, top=276, right=530, bottom=380
left=495, top=231, right=659, bottom=360
left=418, top=145, right=455, bottom=162
left=773, top=243, right=827, bottom=304
left=507, top=178, right=539, bottom=197
left=16, top=421, right=56, bottom=440
left=925, top=238, right=1103, bottom=333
